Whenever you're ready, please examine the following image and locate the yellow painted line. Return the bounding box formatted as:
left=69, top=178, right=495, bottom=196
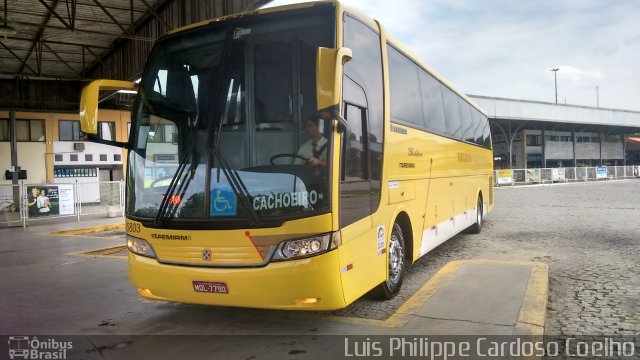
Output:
left=295, top=259, right=548, bottom=331
left=67, top=245, right=128, bottom=260
left=514, top=262, right=549, bottom=336
left=50, top=223, right=125, bottom=237
left=288, top=260, right=463, bottom=328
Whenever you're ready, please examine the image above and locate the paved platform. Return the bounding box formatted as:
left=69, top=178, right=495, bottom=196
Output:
left=0, top=219, right=548, bottom=358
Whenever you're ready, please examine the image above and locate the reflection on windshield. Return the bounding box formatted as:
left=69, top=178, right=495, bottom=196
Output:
left=126, top=7, right=335, bottom=225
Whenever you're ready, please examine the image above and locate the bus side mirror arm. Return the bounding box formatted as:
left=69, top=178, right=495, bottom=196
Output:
left=79, top=79, right=137, bottom=149
left=333, top=111, right=348, bottom=134
left=316, top=47, right=352, bottom=134
left=83, top=134, right=130, bottom=149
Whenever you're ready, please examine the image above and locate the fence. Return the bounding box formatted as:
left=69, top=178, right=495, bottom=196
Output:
left=0, top=180, right=125, bottom=227
left=495, top=166, right=640, bottom=186
left=2, top=167, right=638, bottom=226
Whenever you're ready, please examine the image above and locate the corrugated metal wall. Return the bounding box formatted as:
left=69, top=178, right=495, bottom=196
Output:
left=0, top=0, right=271, bottom=111
left=86, top=0, right=271, bottom=81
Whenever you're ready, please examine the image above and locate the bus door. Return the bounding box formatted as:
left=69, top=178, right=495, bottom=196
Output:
left=337, top=82, right=385, bottom=303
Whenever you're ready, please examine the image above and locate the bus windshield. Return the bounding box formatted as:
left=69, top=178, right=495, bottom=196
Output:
left=127, top=7, right=335, bottom=225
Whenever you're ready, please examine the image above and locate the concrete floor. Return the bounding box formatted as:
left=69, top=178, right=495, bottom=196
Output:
left=4, top=180, right=638, bottom=358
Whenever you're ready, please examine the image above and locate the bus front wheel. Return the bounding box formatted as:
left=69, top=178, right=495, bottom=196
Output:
left=373, top=222, right=405, bottom=299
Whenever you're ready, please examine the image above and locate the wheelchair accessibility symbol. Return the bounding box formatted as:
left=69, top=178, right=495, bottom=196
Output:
left=210, top=188, right=237, bottom=217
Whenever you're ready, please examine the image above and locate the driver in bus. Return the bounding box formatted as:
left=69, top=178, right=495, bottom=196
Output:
left=295, top=116, right=328, bottom=166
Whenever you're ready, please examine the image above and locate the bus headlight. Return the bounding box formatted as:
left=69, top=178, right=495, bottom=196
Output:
left=127, top=235, right=157, bottom=259
left=272, top=233, right=339, bottom=261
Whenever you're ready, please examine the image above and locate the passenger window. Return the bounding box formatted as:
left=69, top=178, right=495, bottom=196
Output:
left=459, top=99, right=475, bottom=143
left=419, top=70, right=447, bottom=134
left=441, top=86, right=462, bottom=139
left=483, top=122, right=492, bottom=148
left=388, top=45, right=424, bottom=127
left=472, top=111, right=485, bottom=146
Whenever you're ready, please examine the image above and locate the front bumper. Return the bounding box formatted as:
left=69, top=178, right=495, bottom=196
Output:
left=128, top=249, right=347, bottom=310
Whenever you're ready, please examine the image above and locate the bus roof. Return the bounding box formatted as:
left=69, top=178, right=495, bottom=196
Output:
left=166, top=0, right=486, bottom=116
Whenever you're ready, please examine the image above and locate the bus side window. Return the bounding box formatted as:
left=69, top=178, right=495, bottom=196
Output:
left=342, top=103, right=369, bottom=180
left=340, top=102, right=372, bottom=226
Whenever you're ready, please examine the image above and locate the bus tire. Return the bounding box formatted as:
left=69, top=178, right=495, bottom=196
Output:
left=373, top=222, right=405, bottom=299
left=466, top=196, right=483, bottom=234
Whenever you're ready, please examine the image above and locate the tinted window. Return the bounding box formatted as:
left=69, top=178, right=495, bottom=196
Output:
left=459, top=99, right=475, bottom=143
left=482, top=122, right=491, bottom=148
left=343, top=14, right=384, bottom=218
left=419, top=70, right=446, bottom=134
left=343, top=104, right=367, bottom=180
left=388, top=45, right=423, bottom=127
left=472, top=111, right=485, bottom=146
left=441, top=86, right=462, bottom=139
left=344, top=15, right=383, bottom=176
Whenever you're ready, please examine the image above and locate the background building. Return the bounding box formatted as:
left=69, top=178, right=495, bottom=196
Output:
left=0, top=109, right=129, bottom=186
left=470, top=95, right=640, bottom=169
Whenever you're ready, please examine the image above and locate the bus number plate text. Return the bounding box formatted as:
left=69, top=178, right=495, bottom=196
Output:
left=192, top=281, right=228, bottom=294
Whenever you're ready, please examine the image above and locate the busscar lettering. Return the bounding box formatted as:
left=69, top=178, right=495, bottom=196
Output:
left=252, top=190, right=322, bottom=211
left=399, top=162, right=415, bottom=168
left=151, top=234, right=191, bottom=240
left=391, top=124, right=408, bottom=135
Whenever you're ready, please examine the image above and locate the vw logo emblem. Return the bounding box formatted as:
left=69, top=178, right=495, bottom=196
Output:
left=202, top=249, right=212, bottom=261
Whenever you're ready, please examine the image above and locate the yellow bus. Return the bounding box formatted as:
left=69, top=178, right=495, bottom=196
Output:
left=79, top=0, right=493, bottom=310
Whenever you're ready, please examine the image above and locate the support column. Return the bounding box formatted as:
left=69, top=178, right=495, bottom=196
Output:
left=541, top=124, right=546, bottom=168
left=621, top=129, right=626, bottom=167
left=598, top=130, right=603, bottom=166
left=572, top=127, right=577, bottom=167
left=10, top=111, right=20, bottom=208
left=507, top=121, right=513, bottom=169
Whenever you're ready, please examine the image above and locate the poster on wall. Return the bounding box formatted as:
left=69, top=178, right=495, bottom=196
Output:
left=497, top=169, right=513, bottom=185
left=26, top=185, right=75, bottom=218
left=596, top=166, right=608, bottom=179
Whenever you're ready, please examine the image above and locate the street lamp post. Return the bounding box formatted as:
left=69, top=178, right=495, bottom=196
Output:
left=551, top=68, right=559, bottom=104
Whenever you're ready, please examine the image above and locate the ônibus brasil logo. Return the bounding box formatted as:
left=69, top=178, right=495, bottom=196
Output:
left=8, top=336, right=72, bottom=360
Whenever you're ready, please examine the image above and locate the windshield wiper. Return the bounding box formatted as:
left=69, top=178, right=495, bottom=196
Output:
left=207, top=138, right=262, bottom=226
left=154, top=117, right=199, bottom=225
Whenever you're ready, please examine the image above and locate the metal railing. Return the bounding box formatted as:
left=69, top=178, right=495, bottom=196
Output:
left=495, top=166, right=640, bottom=186
left=0, top=180, right=125, bottom=227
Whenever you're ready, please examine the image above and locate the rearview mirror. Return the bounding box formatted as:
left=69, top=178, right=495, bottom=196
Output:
left=316, top=47, right=352, bottom=132
left=79, top=79, right=136, bottom=148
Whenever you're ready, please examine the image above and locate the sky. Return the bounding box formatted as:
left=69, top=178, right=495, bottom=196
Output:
left=264, top=0, right=640, bottom=111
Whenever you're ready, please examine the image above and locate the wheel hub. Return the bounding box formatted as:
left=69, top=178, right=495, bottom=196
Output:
left=388, top=233, right=404, bottom=285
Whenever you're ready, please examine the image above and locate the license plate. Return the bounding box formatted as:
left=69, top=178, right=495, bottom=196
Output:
left=192, top=281, right=228, bottom=294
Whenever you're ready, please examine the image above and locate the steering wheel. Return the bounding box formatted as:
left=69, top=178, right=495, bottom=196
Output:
left=270, top=153, right=310, bottom=165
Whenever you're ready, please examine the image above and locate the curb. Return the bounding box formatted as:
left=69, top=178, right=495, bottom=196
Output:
left=50, top=222, right=125, bottom=236
left=496, top=178, right=638, bottom=189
